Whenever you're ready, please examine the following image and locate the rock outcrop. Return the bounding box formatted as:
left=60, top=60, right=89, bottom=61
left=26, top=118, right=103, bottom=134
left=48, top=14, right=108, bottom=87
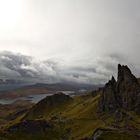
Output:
left=98, top=64, right=140, bottom=113
left=98, top=76, right=118, bottom=112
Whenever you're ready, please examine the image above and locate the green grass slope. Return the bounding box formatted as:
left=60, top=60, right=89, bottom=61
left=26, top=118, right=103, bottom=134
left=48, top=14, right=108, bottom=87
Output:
left=0, top=92, right=139, bottom=140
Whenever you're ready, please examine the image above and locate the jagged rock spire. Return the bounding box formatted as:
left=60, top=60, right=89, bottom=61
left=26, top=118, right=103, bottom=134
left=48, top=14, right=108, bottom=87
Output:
left=116, top=64, right=140, bottom=109
left=98, top=64, right=140, bottom=113
left=117, top=64, right=139, bottom=86
left=98, top=75, right=117, bottom=112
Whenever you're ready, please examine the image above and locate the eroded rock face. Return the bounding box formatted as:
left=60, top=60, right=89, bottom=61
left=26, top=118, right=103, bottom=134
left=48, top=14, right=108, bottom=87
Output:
left=98, top=76, right=118, bottom=112
left=116, top=64, right=140, bottom=110
left=98, top=64, right=140, bottom=113
left=135, top=94, right=140, bottom=113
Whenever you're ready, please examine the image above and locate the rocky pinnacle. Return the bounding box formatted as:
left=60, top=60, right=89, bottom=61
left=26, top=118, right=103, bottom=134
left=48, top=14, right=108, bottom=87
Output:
left=98, top=64, right=140, bottom=113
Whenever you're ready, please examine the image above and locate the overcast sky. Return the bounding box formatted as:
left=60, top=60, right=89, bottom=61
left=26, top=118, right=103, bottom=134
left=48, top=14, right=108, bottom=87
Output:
left=0, top=0, right=140, bottom=84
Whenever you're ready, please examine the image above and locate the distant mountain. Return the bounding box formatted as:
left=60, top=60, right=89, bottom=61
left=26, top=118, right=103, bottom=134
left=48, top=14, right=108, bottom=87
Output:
left=0, top=82, right=100, bottom=99
left=0, top=79, right=29, bottom=91
left=27, top=82, right=99, bottom=91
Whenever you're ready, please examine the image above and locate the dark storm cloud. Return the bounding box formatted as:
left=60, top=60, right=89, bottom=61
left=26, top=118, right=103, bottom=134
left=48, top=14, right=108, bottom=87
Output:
left=0, top=51, right=137, bottom=85
left=0, top=51, right=124, bottom=84
left=0, top=52, right=38, bottom=79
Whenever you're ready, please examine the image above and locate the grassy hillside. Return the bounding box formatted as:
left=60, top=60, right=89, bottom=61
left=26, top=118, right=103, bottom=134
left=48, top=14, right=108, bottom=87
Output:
left=0, top=92, right=139, bottom=140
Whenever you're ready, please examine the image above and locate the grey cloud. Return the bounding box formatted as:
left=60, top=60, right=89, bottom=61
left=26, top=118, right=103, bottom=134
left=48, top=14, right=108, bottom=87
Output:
left=0, top=51, right=36, bottom=78
left=0, top=52, right=41, bottom=83
left=0, top=0, right=140, bottom=83
left=0, top=51, right=137, bottom=85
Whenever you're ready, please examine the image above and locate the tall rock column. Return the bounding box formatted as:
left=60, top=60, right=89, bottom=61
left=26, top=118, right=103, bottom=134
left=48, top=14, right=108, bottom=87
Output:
left=116, top=64, right=140, bottom=110
left=98, top=64, right=140, bottom=113
left=98, top=76, right=117, bottom=112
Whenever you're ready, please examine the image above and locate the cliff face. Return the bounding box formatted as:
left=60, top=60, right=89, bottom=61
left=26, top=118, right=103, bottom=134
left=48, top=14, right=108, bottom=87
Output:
left=98, top=64, right=140, bottom=113
left=98, top=76, right=118, bottom=112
